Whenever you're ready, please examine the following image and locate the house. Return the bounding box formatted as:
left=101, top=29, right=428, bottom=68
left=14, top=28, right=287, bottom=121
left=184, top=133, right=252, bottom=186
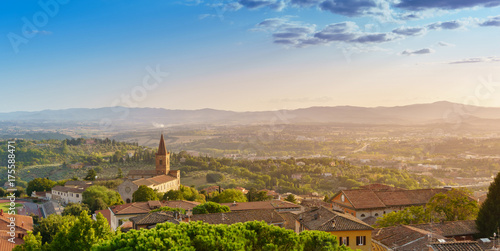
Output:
left=118, top=134, right=180, bottom=203
left=297, top=206, right=374, bottom=251
left=48, top=180, right=93, bottom=204
left=30, top=191, right=49, bottom=200
left=130, top=211, right=185, bottom=230
left=201, top=186, right=224, bottom=195
left=372, top=224, right=447, bottom=250
left=0, top=210, right=33, bottom=251
left=291, top=174, right=302, bottom=180
left=259, top=189, right=280, bottom=200
left=428, top=241, right=483, bottom=251
left=331, top=185, right=450, bottom=220
left=220, top=200, right=303, bottom=213
left=234, top=187, right=248, bottom=194
left=190, top=209, right=285, bottom=227
left=40, top=201, right=63, bottom=218
left=410, top=220, right=479, bottom=241
left=105, top=200, right=165, bottom=230
left=101, top=200, right=200, bottom=230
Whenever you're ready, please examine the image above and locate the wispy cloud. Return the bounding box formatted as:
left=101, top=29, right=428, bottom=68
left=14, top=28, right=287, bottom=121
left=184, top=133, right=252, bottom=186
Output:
left=479, top=15, right=500, bottom=26
left=437, top=41, right=455, bottom=47
left=401, top=48, right=435, bottom=56
left=395, top=0, right=500, bottom=11
left=448, top=56, right=500, bottom=64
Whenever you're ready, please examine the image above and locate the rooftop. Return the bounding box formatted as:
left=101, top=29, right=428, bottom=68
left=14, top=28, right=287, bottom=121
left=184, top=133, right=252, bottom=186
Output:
left=220, top=200, right=301, bottom=211
left=132, top=174, right=177, bottom=187
left=298, top=206, right=373, bottom=232
left=191, top=209, right=284, bottom=225
left=429, top=241, right=483, bottom=251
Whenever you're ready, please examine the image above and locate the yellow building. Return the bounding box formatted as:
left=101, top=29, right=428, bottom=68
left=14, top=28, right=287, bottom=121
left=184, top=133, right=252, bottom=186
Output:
left=297, top=206, right=373, bottom=251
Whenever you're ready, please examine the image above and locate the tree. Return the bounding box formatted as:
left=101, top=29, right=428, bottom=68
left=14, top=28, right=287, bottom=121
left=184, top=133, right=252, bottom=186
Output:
left=246, top=188, right=272, bottom=202
left=13, top=231, right=42, bottom=251
left=150, top=206, right=186, bottom=214
left=211, top=189, right=247, bottom=203
left=62, top=203, right=90, bottom=216
left=117, top=168, right=123, bottom=179
left=94, top=221, right=350, bottom=251
left=193, top=202, right=230, bottom=214
left=376, top=206, right=430, bottom=227
left=162, top=185, right=205, bottom=202
left=427, top=188, right=479, bottom=221
left=27, top=178, right=56, bottom=196
left=33, top=214, right=76, bottom=244
left=476, top=172, right=500, bottom=237
left=132, top=185, right=158, bottom=202
left=48, top=211, right=113, bottom=251
left=206, top=172, right=225, bottom=183
left=82, top=185, right=123, bottom=212
left=285, top=194, right=298, bottom=204
left=84, top=169, right=97, bottom=181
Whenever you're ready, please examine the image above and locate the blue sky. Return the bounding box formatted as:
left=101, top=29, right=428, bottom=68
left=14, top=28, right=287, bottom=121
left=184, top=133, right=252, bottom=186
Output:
left=1, top=0, right=500, bottom=112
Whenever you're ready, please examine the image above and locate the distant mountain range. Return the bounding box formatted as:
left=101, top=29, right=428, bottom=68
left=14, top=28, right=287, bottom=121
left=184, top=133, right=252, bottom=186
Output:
left=2, top=101, right=500, bottom=127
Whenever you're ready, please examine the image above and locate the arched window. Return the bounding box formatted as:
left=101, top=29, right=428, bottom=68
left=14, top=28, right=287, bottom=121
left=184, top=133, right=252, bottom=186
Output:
left=374, top=213, right=379, bottom=217
left=126, top=198, right=131, bottom=203
left=360, top=214, right=365, bottom=217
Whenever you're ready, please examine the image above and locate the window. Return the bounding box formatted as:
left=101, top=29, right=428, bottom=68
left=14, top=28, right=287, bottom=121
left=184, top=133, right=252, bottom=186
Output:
left=356, top=236, right=366, bottom=246
left=160, top=160, right=163, bottom=165
left=339, top=237, right=349, bottom=246
left=76, top=194, right=79, bottom=198
left=341, top=194, right=345, bottom=202
left=374, top=213, right=379, bottom=217
left=360, top=214, right=365, bottom=217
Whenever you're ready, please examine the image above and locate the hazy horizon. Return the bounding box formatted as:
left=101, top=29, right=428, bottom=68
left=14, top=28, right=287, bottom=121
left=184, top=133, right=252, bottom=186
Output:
left=2, top=1, right=500, bottom=113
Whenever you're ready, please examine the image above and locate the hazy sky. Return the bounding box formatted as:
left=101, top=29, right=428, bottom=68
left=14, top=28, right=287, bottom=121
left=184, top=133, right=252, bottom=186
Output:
left=2, top=0, right=500, bottom=112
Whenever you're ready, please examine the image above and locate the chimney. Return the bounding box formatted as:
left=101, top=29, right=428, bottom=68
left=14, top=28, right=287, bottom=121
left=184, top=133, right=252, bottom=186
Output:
left=233, top=201, right=236, bottom=206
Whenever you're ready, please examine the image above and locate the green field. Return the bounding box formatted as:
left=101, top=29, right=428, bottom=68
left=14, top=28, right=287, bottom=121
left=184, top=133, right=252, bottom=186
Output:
left=0, top=202, right=22, bottom=214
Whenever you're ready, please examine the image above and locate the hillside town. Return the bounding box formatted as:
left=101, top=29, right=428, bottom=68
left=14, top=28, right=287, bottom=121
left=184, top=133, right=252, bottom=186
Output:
left=1, top=135, right=498, bottom=251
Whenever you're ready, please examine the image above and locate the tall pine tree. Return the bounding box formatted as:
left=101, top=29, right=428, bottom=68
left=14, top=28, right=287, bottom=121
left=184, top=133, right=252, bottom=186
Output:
left=476, top=172, right=500, bottom=237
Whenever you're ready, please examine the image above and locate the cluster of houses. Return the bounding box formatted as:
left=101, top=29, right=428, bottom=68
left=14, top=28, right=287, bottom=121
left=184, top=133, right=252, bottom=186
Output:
left=18, top=135, right=499, bottom=251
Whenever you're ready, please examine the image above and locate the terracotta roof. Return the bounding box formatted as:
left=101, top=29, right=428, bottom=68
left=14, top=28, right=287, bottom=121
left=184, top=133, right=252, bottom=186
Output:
left=0, top=231, right=23, bottom=251
left=300, top=199, right=331, bottom=209
left=132, top=174, right=177, bottom=187
left=411, top=220, right=479, bottom=237
left=362, top=216, right=377, bottom=226
left=131, top=211, right=184, bottom=225
left=337, top=188, right=449, bottom=209
left=278, top=212, right=298, bottom=231
left=111, top=200, right=199, bottom=215
left=298, top=206, right=373, bottom=231
left=51, top=185, right=85, bottom=194
left=157, top=134, right=167, bottom=155
left=164, top=200, right=201, bottom=211
left=120, top=221, right=133, bottom=230
left=191, top=209, right=284, bottom=225
left=110, top=201, right=165, bottom=215
left=429, top=241, right=483, bottom=251
left=95, top=209, right=112, bottom=229
left=220, top=200, right=300, bottom=211
left=372, top=225, right=447, bottom=250
left=0, top=213, right=33, bottom=233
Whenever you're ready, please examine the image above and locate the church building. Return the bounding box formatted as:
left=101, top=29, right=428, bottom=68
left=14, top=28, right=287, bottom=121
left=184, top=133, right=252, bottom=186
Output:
left=117, top=134, right=181, bottom=203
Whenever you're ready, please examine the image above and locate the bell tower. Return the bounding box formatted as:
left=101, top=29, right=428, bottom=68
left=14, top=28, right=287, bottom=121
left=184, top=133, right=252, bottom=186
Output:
left=155, top=134, right=170, bottom=175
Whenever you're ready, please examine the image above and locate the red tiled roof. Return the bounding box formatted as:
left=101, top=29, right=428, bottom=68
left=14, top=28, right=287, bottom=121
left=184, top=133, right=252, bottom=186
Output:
left=372, top=225, right=447, bottom=250
left=95, top=209, right=112, bottom=229
left=410, top=220, right=479, bottom=237
left=132, top=174, right=177, bottom=187
left=110, top=201, right=165, bottom=215
left=0, top=231, right=23, bottom=251
left=337, top=188, right=449, bottom=210
left=299, top=206, right=373, bottom=231
left=0, top=214, right=33, bottom=232
left=360, top=184, right=405, bottom=191
left=429, top=241, right=483, bottom=251
left=191, top=209, right=284, bottom=225
left=220, top=200, right=300, bottom=211
left=164, top=200, right=200, bottom=211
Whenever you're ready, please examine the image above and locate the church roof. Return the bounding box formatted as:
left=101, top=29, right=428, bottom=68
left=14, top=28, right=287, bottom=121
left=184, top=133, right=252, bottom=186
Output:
left=157, top=134, right=167, bottom=155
